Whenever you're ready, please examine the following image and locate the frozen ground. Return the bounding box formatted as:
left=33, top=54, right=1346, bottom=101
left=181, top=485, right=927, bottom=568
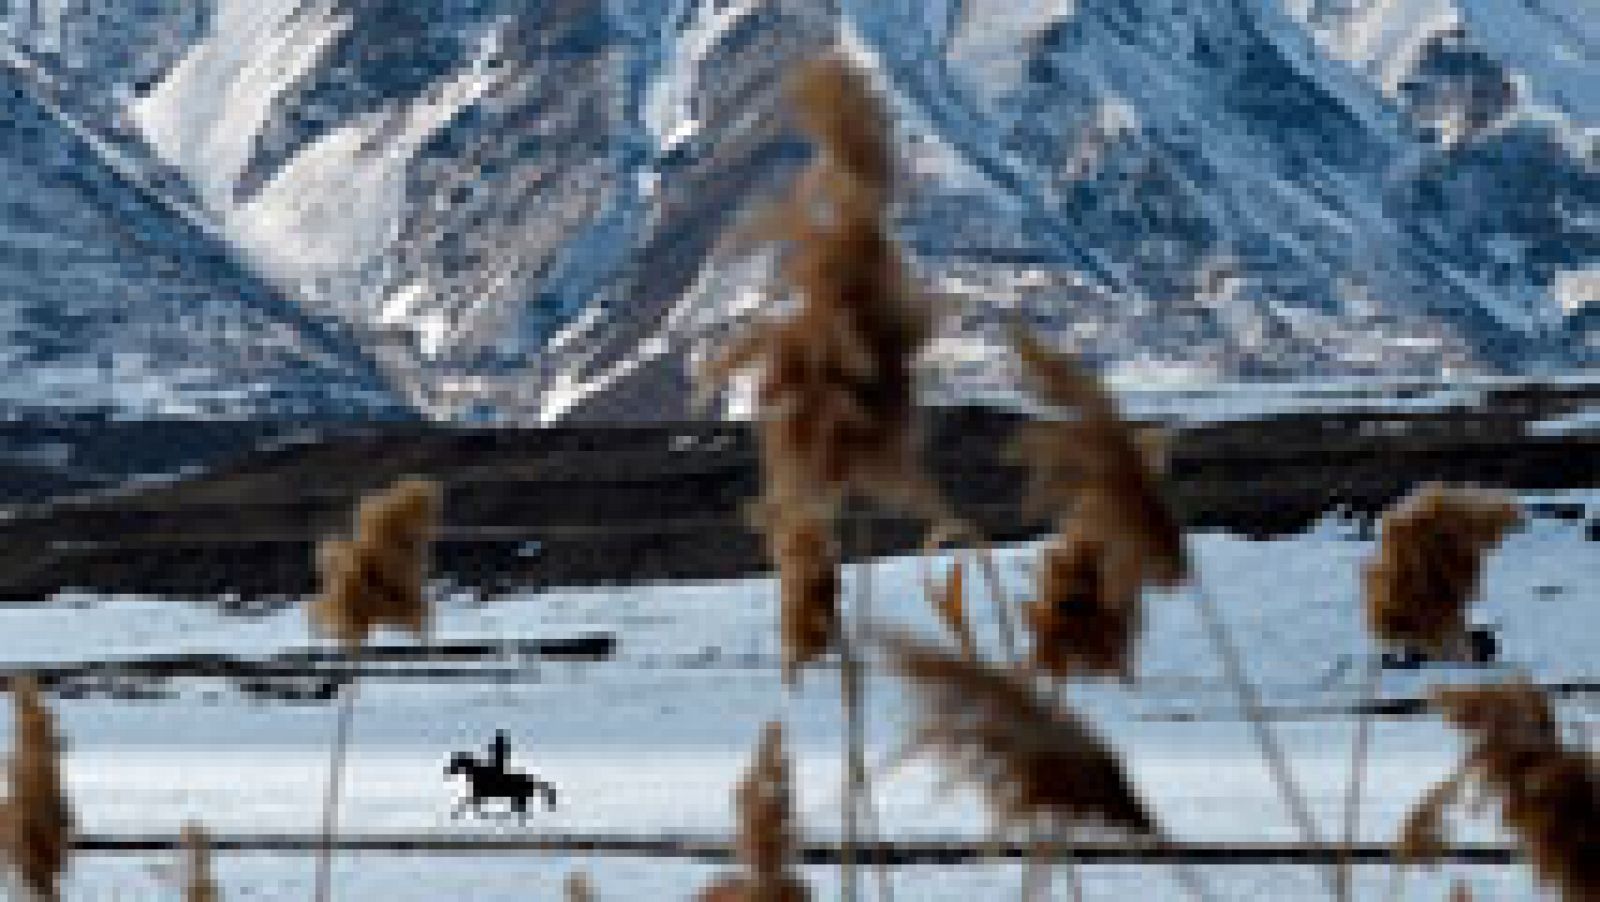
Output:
left=62, top=856, right=1534, bottom=901
left=1, top=491, right=1595, bottom=899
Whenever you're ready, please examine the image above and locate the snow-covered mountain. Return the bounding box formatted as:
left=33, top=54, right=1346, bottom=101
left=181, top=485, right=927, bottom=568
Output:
left=0, top=0, right=1593, bottom=420
left=0, top=29, right=412, bottom=417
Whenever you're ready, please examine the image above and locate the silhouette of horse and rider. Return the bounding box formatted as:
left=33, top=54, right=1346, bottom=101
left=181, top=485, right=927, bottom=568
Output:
left=446, top=730, right=557, bottom=820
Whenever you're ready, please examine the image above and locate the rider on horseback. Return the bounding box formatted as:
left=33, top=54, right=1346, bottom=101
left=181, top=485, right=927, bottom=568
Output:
left=446, top=730, right=557, bottom=819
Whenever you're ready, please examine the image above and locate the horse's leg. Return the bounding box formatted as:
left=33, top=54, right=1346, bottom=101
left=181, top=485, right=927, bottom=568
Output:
left=539, top=780, right=558, bottom=811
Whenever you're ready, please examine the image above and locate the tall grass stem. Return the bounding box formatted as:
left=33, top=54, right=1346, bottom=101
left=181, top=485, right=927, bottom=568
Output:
left=314, top=677, right=359, bottom=902
left=973, top=544, right=1020, bottom=664
left=1189, top=577, right=1335, bottom=898
left=1338, top=657, right=1383, bottom=901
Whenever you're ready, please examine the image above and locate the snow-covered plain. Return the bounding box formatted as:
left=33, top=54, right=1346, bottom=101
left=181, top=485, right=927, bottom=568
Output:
left=2, top=492, right=1596, bottom=899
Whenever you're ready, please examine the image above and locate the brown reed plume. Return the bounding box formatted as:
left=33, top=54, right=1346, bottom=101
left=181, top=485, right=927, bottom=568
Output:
left=1363, top=483, right=1520, bottom=657
left=313, top=477, right=442, bottom=648
left=880, top=631, right=1156, bottom=837
left=1024, top=527, right=1143, bottom=680
left=564, top=871, right=596, bottom=902
left=697, top=722, right=809, bottom=902
left=1009, top=325, right=1187, bottom=591
left=754, top=501, right=842, bottom=682
left=182, top=822, right=218, bottom=902
left=1420, top=682, right=1599, bottom=899
left=700, top=54, right=943, bottom=521
left=1008, top=326, right=1187, bottom=680
left=4, top=677, right=71, bottom=902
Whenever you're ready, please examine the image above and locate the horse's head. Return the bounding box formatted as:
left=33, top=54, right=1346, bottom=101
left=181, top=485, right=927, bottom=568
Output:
left=445, top=751, right=476, bottom=776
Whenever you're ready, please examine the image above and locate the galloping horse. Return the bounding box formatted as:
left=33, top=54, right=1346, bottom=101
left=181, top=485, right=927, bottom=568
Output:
left=446, top=733, right=557, bottom=819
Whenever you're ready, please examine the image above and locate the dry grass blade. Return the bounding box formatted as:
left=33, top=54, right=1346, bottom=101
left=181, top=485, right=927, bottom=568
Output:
left=696, top=722, right=810, bottom=902
left=5, top=677, right=71, bottom=902
left=1364, top=484, right=1520, bottom=656
left=182, top=822, right=218, bottom=902
left=312, top=477, right=442, bottom=648
left=879, top=631, right=1156, bottom=837
left=929, top=560, right=978, bottom=661
left=1396, top=770, right=1466, bottom=865
left=1433, top=682, right=1599, bottom=900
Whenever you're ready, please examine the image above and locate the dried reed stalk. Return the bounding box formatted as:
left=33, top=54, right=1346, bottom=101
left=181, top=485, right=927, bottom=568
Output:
left=310, top=478, right=441, bottom=902
left=1363, top=483, right=1519, bottom=657
left=879, top=631, right=1156, bottom=838
left=696, top=722, right=810, bottom=902
left=1347, top=485, right=1519, bottom=899
left=182, top=822, right=218, bottom=902
left=4, top=677, right=71, bottom=902
left=702, top=55, right=943, bottom=902
left=1425, top=683, right=1599, bottom=900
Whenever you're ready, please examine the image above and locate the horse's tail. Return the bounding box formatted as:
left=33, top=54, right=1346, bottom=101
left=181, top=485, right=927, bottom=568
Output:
left=538, top=780, right=558, bottom=811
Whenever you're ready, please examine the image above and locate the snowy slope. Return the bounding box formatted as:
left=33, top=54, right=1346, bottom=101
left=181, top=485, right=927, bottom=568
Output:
left=0, top=40, right=409, bottom=417
left=0, top=1, right=1594, bottom=420
left=1289, top=0, right=1599, bottom=126
left=2, top=492, right=1595, bottom=898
